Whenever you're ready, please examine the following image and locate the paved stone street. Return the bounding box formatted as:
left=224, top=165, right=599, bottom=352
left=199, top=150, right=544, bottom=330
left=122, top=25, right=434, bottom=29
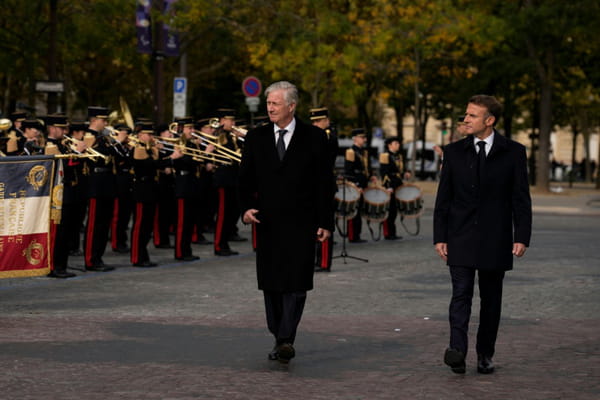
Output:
left=1, top=183, right=599, bottom=399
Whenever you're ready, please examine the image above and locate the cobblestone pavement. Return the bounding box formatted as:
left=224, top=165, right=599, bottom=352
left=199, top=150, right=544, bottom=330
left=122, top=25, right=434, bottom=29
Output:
left=1, top=186, right=599, bottom=399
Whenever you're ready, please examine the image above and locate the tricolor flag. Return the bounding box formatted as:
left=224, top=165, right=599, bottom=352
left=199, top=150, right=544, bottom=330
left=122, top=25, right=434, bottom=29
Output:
left=0, top=156, right=61, bottom=278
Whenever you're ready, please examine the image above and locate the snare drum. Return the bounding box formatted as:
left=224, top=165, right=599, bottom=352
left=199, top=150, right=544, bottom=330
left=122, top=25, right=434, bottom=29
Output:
left=394, top=184, right=424, bottom=217
left=362, top=186, right=391, bottom=222
left=334, top=181, right=361, bottom=219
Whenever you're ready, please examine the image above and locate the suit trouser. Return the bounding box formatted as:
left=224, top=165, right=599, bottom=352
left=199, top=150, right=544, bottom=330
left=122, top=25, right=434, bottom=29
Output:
left=315, top=237, right=333, bottom=269
left=111, top=195, right=132, bottom=250
left=263, top=291, right=307, bottom=345
left=175, top=197, right=197, bottom=259
left=383, top=196, right=398, bottom=238
left=449, top=265, right=505, bottom=358
left=346, top=200, right=363, bottom=241
left=214, top=187, right=238, bottom=252
left=84, top=197, right=114, bottom=267
left=131, top=201, right=155, bottom=264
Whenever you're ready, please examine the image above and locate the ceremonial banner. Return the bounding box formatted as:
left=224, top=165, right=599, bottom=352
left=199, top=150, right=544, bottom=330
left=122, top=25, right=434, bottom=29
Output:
left=163, top=0, right=180, bottom=57
left=136, top=0, right=153, bottom=54
left=0, top=156, right=58, bottom=278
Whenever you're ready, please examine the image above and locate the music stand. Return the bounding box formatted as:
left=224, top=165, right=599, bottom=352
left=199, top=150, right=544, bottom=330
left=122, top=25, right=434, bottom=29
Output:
left=332, top=175, right=368, bottom=264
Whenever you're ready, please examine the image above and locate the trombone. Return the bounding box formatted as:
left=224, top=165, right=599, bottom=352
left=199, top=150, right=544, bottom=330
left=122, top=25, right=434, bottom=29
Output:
left=167, top=121, right=241, bottom=163
left=62, top=135, right=108, bottom=160
left=157, top=136, right=233, bottom=165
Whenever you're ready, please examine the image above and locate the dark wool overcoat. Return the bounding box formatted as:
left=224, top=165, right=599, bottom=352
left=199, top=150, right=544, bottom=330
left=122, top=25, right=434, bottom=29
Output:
left=238, top=118, right=334, bottom=291
left=433, top=132, right=532, bottom=271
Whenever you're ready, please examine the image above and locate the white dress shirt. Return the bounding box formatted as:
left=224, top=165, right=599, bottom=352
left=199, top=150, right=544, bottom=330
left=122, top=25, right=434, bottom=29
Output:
left=273, top=118, right=296, bottom=150
left=474, top=131, right=494, bottom=156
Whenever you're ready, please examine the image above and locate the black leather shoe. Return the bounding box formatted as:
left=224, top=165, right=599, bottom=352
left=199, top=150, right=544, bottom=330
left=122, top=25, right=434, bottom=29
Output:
left=444, top=348, right=466, bottom=374
left=133, top=261, right=158, bottom=267
left=268, top=345, right=279, bottom=361
left=86, top=265, right=115, bottom=272
left=176, top=255, right=200, bottom=261
left=385, top=235, right=402, bottom=240
left=277, top=343, right=295, bottom=364
left=349, top=238, right=367, bottom=243
left=113, top=246, right=130, bottom=253
left=477, top=354, right=495, bottom=374
left=48, top=270, right=77, bottom=279
left=214, top=249, right=239, bottom=256
left=314, top=265, right=330, bottom=272
left=229, top=234, right=248, bottom=242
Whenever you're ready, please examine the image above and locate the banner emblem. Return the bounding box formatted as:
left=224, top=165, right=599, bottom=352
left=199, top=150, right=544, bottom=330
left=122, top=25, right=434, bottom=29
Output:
left=22, top=239, right=44, bottom=265
left=26, top=165, right=49, bottom=191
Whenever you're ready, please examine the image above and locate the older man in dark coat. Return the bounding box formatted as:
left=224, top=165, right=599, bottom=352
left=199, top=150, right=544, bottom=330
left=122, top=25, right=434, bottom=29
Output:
left=239, top=81, right=334, bottom=364
left=433, top=95, right=532, bottom=375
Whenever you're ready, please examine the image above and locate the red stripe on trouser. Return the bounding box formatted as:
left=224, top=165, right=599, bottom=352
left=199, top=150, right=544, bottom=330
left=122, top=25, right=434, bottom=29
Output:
left=383, top=220, right=389, bottom=237
left=153, top=204, right=160, bottom=246
left=49, top=222, right=57, bottom=271
left=214, top=188, right=226, bottom=252
left=176, top=198, right=185, bottom=258
left=192, top=224, right=198, bottom=243
left=85, top=198, right=97, bottom=267
left=111, top=198, right=119, bottom=249
left=320, top=238, right=329, bottom=268
left=252, top=222, right=257, bottom=250
left=131, top=202, right=143, bottom=264
left=347, top=219, right=354, bottom=241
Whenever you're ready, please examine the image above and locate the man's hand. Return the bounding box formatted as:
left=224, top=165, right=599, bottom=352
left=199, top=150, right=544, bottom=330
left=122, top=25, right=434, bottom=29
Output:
left=513, top=242, right=527, bottom=257
left=435, top=242, right=448, bottom=262
left=316, top=228, right=331, bottom=242
left=243, top=209, right=260, bottom=224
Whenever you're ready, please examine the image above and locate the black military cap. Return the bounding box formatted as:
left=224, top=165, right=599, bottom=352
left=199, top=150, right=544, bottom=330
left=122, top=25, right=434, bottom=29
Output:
left=195, top=118, right=212, bottom=129
left=137, top=122, right=154, bottom=134
left=88, top=106, right=109, bottom=119
left=216, top=108, right=236, bottom=119
left=45, top=114, right=69, bottom=127
left=21, top=118, right=42, bottom=130
left=385, top=136, right=400, bottom=146
left=351, top=128, right=367, bottom=137
left=10, top=111, right=27, bottom=122
left=174, top=116, right=194, bottom=127
left=114, top=123, right=132, bottom=133
left=309, top=107, right=329, bottom=121
left=155, top=123, right=169, bottom=135
left=253, top=115, right=269, bottom=127
left=70, top=120, right=88, bottom=131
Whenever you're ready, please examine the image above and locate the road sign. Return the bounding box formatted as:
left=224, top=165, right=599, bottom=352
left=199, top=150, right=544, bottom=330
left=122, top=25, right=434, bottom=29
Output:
left=35, top=80, right=64, bottom=93
left=242, top=76, right=262, bottom=97
left=173, top=77, right=187, bottom=118
left=245, top=97, right=260, bottom=113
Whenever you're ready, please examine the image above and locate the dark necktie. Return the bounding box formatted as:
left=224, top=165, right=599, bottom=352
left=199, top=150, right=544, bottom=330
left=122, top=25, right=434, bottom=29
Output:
left=477, top=141, right=486, bottom=180
left=277, top=129, right=287, bottom=160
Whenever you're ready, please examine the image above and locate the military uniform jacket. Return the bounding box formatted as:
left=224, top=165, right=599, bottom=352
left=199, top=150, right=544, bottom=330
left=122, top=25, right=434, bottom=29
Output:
left=379, top=150, right=404, bottom=189
left=131, top=145, right=169, bottom=203
left=238, top=118, right=334, bottom=292
left=85, top=128, right=118, bottom=198
left=172, top=140, right=202, bottom=199
left=213, top=132, right=240, bottom=188
left=344, top=145, right=370, bottom=188
left=46, top=137, right=84, bottom=204
left=433, top=132, right=532, bottom=271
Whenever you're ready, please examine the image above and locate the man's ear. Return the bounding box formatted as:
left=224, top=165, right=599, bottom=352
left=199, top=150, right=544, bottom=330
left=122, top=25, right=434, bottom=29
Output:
left=486, top=115, right=496, bottom=127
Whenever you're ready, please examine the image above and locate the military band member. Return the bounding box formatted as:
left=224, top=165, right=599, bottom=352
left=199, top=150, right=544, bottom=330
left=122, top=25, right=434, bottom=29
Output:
left=83, top=106, right=117, bottom=272
left=193, top=118, right=217, bottom=244
left=153, top=123, right=176, bottom=249
left=66, top=120, right=89, bottom=256
left=379, top=136, right=409, bottom=240
left=212, top=108, right=241, bottom=256
left=7, top=118, right=44, bottom=156
left=111, top=124, right=134, bottom=253
left=172, top=117, right=202, bottom=261
left=45, top=114, right=78, bottom=278
left=130, top=122, right=182, bottom=267
left=310, top=107, right=338, bottom=271
left=344, top=128, right=371, bottom=243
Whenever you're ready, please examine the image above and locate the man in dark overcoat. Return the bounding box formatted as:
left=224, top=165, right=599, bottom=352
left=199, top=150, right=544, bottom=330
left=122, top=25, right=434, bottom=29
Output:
left=433, top=95, right=532, bottom=375
left=239, top=81, right=334, bottom=364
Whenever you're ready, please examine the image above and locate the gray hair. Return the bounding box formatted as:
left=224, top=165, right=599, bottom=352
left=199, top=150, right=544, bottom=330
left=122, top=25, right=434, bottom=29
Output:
left=265, top=81, right=298, bottom=107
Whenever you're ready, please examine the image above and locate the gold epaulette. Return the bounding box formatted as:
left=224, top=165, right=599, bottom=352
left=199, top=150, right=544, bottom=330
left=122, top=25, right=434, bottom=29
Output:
left=83, top=132, right=95, bottom=148
left=133, top=145, right=149, bottom=160
left=45, top=142, right=60, bottom=155
left=151, top=147, right=159, bottom=160
left=345, top=148, right=355, bottom=162
left=7, top=137, right=18, bottom=153
left=379, top=153, right=390, bottom=164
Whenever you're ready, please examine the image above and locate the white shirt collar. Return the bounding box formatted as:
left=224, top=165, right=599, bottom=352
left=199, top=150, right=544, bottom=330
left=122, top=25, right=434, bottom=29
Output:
left=474, top=131, right=494, bottom=155
left=273, top=117, right=296, bottom=136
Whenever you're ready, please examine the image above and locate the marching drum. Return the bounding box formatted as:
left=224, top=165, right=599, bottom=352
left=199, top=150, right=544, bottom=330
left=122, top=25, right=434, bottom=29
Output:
left=362, top=186, right=391, bottom=222
left=334, top=181, right=361, bottom=219
left=394, top=184, right=424, bottom=218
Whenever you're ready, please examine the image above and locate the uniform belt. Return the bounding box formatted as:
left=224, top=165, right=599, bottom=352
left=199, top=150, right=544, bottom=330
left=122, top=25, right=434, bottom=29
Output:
left=120, top=168, right=130, bottom=173
left=178, top=170, right=190, bottom=176
left=93, top=167, right=111, bottom=173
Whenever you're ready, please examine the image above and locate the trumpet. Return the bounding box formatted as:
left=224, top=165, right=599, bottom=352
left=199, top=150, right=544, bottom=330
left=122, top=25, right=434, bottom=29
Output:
left=63, top=135, right=108, bottom=160
left=231, top=125, right=247, bottom=142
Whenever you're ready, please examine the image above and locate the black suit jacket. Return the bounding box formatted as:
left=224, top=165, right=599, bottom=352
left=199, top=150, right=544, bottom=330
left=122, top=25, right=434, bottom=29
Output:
left=433, top=132, right=532, bottom=271
left=238, top=118, right=334, bottom=291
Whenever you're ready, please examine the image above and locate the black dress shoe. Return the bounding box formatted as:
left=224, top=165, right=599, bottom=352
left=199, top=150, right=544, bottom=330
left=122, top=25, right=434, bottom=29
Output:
left=349, top=238, right=367, bottom=243
left=444, top=348, right=466, bottom=374
left=228, top=234, right=248, bottom=242
left=133, top=261, right=158, bottom=267
left=176, top=255, right=200, bottom=261
left=113, top=246, right=130, bottom=253
left=314, top=265, right=330, bottom=272
left=477, top=354, right=495, bottom=374
left=86, top=265, right=115, bottom=272
left=48, top=270, right=77, bottom=279
left=268, top=345, right=279, bottom=361
left=277, top=343, right=295, bottom=364
left=385, top=235, right=402, bottom=240
left=214, top=249, right=239, bottom=256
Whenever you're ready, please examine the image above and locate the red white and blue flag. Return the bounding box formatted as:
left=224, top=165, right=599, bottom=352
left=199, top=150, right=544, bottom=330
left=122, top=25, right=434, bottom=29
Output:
left=0, top=156, right=61, bottom=278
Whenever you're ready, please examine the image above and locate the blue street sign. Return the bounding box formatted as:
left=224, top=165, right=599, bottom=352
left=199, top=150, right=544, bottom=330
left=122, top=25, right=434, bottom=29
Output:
left=174, top=78, right=186, bottom=94
left=242, top=76, right=262, bottom=97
